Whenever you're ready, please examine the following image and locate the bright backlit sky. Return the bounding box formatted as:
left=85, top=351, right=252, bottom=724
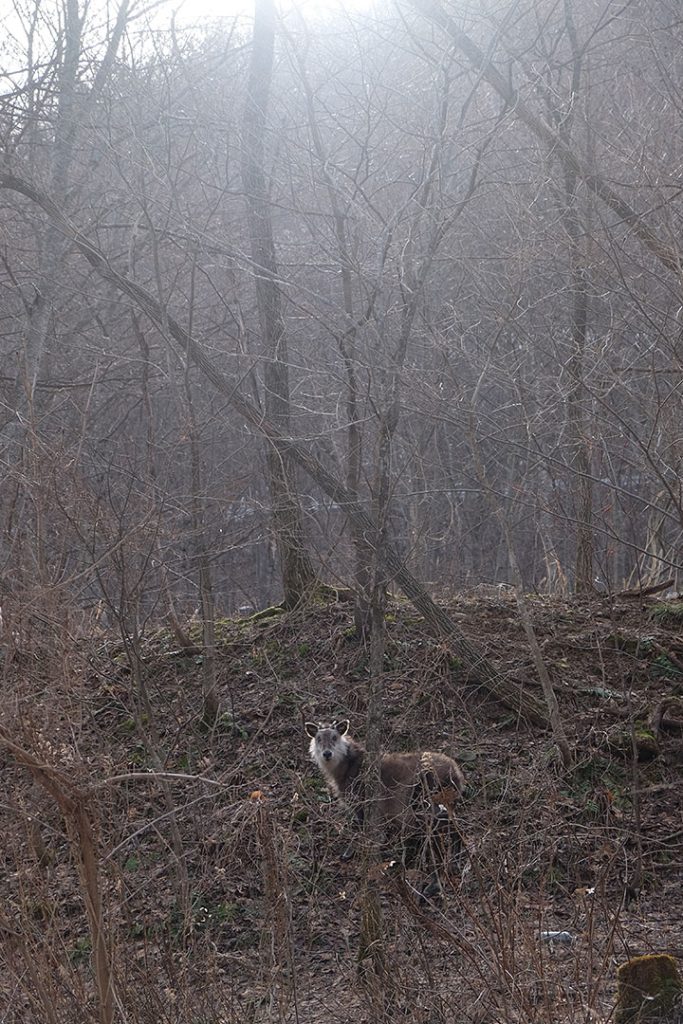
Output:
left=1, top=0, right=384, bottom=77
left=166, top=0, right=381, bottom=25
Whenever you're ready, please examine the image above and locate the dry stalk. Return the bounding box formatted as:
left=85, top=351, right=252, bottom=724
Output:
left=0, top=727, right=115, bottom=1024
left=256, top=796, right=297, bottom=1022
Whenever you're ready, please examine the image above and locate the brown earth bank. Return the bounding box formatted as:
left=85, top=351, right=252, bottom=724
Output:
left=1, top=590, right=682, bottom=1023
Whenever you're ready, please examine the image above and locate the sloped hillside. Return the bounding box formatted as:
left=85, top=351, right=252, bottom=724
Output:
left=1, top=591, right=682, bottom=1023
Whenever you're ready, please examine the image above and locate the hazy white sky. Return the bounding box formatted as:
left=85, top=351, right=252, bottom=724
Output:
left=164, top=0, right=381, bottom=25
left=1, top=0, right=384, bottom=73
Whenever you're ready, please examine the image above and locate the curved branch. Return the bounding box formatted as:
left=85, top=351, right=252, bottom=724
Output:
left=409, top=0, right=683, bottom=282
left=0, top=169, right=549, bottom=726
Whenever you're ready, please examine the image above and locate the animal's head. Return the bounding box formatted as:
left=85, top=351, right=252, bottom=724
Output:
left=305, top=720, right=350, bottom=768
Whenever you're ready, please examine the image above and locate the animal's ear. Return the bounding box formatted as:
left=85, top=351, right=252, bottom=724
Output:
left=335, top=719, right=350, bottom=736
left=304, top=722, right=319, bottom=738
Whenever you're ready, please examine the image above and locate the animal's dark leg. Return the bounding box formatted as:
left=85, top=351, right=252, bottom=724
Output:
left=419, top=807, right=446, bottom=901
left=419, top=871, right=443, bottom=901
left=405, top=779, right=433, bottom=868
left=401, top=787, right=446, bottom=901
left=417, top=804, right=467, bottom=901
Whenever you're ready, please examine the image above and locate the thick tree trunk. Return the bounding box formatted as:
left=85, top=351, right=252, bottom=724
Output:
left=565, top=243, right=594, bottom=594
left=240, top=0, right=316, bottom=608
left=560, top=0, right=594, bottom=593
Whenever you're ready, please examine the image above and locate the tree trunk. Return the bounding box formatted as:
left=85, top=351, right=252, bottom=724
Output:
left=240, top=0, right=316, bottom=608
left=467, top=417, right=572, bottom=766
left=559, top=0, right=594, bottom=593
left=290, top=43, right=373, bottom=635
left=358, top=409, right=393, bottom=991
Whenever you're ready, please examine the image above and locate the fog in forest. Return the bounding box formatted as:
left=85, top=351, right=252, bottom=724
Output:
left=1, top=0, right=681, bottom=629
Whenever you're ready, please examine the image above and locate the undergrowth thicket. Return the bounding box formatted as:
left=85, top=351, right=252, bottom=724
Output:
left=1, top=592, right=681, bottom=1023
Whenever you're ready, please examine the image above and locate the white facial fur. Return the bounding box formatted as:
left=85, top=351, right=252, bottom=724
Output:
left=308, top=723, right=349, bottom=774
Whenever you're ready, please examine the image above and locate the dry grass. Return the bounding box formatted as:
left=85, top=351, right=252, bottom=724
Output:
left=0, top=593, right=681, bottom=1022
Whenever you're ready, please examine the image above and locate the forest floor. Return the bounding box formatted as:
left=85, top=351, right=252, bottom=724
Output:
left=1, top=588, right=682, bottom=1023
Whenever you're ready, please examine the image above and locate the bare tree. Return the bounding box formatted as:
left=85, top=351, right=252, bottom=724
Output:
left=1, top=0, right=682, bottom=684
left=240, top=0, right=317, bottom=608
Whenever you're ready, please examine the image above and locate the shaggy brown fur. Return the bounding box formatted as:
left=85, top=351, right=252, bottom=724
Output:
left=305, top=720, right=465, bottom=873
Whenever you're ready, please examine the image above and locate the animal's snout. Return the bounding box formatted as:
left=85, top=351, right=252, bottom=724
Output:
left=323, top=749, right=333, bottom=760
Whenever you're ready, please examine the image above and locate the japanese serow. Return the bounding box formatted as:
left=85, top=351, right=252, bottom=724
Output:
left=305, top=719, right=465, bottom=895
